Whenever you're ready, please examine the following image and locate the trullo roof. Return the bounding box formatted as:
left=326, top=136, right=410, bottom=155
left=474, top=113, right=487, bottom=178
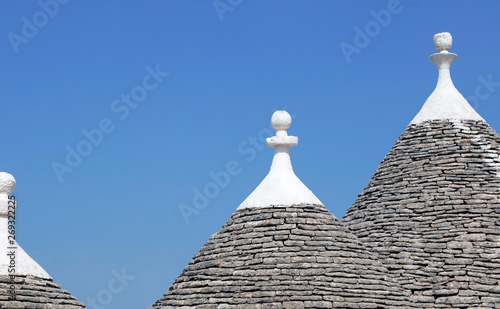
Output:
left=151, top=111, right=411, bottom=308
left=0, top=172, right=85, bottom=308
left=343, top=32, right=500, bottom=308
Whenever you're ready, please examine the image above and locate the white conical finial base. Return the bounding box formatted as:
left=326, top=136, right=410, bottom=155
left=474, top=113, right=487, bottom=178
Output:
left=0, top=172, right=51, bottom=279
left=237, top=111, right=322, bottom=210
left=410, top=32, right=484, bottom=125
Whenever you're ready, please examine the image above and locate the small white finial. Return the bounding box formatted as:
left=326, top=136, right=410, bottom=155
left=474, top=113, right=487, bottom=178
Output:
left=271, top=110, right=292, bottom=131
left=410, top=32, right=484, bottom=124
left=237, top=111, right=322, bottom=209
left=0, top=172, right=16, bottom=216
left=0, top=172, right=16, bottom=197
left=267, top=111, right=298, bottom=146
left=433, top=32, right=452, bottom=53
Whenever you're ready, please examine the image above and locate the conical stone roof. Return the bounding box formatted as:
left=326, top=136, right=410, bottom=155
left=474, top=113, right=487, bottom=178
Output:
left=0, top=172, right=85, bottom=309
left=152, top=111, right=411, bottom=308
left=342, top=33, right=500, bottom=307
left=0, top=275, right=85, bottom=308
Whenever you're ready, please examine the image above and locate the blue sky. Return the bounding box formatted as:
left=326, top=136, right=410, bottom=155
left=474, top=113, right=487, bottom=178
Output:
left=2, top=1, right=500, bottom=308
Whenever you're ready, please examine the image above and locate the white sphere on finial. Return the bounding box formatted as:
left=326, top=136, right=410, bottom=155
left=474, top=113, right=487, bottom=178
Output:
left=433, top=32, right=452, bottom=52
left=271, top=110, right=292, bottom=130
left=0, top=172, right=16, bottom=195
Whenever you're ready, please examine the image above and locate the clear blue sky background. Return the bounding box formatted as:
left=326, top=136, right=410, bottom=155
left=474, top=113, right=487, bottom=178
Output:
left=1, top=1, right=500, bottom=308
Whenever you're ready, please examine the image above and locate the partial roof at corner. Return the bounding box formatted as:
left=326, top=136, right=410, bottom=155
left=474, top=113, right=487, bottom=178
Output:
left=0, top=172, right=51, bottom=279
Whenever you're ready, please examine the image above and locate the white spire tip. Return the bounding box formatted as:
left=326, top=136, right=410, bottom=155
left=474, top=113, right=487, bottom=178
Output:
left=433, top=32, right=452, bottom=53
left=237, top=111, right=322, bottom=209
left=271, top=110, right=292, bottom=131
left=410, top=32, right=484, bottom=124
left=0, top=172, right=16, bottom=196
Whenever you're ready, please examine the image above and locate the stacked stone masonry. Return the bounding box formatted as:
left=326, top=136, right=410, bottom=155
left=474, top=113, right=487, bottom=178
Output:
left=152, top=204, right=412, bottom=308
left=343, top=119, right=500, bottom=308
left=0, top=274, right=86, bottom=309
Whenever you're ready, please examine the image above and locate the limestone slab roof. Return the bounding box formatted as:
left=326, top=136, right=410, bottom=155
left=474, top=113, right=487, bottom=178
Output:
left=0, top=275, right=85, bottom=309
left=152, top=204, right=411, bottom=308
left=152, top=111, right=411, bottom=308
left=342, top=33, right=500, bottom=308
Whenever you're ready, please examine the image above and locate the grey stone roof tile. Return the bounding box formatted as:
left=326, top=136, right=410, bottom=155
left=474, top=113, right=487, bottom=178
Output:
left=0, top=275, right=85, bottom=308
left=343, top=119, right=500, bottom=308
left=152, top=204, right=411, bottom=308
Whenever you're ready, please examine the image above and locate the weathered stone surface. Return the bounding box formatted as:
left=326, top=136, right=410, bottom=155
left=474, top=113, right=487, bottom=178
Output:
left=0, top=274, right=85, bottom=308
left=152, top=204, right=410, bottom=308
left=343, top=119, right=500, bottom=308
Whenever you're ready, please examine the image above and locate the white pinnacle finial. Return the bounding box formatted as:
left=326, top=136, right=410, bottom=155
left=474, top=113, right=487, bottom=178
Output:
left=434, top=32, right=452, bottom=53
left=0, top=172, right=51, bottom=279
left=0, top=172, right=15, bottom=215
left=271, top=110, right=291, bottom=130
left=0, top=172, right=16, bottom=198
left=410, top=32, right=484, bottom=124
left=237, top=111, right=322, bottom=210
left=267, top=111, right=298, bottom=147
